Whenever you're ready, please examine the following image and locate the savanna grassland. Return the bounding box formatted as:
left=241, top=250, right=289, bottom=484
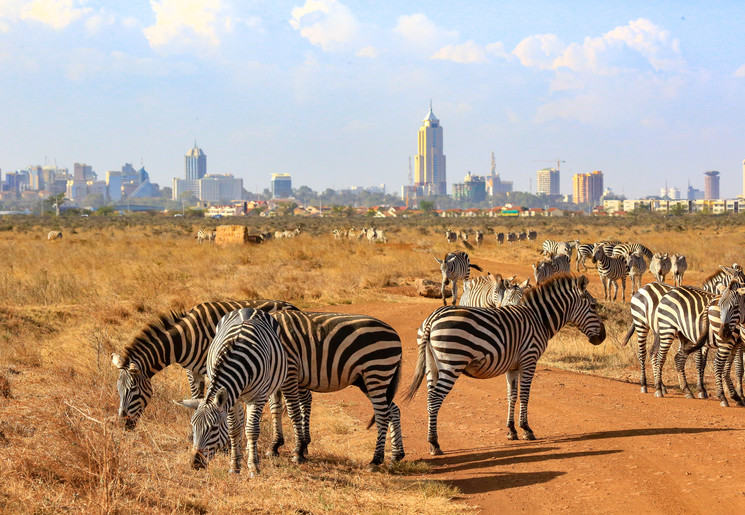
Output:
left=1, top=213, right=744, bottom=513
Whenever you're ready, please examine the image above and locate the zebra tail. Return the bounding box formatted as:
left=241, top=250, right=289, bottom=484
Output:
left=684, top=316, right=710, bottom=355
left=650, top=332, right=661, bottom=358
left=402, top=320, right=439, bottom=404
left=469, top=263, right=483, bottom=272
left=366, top=359, right=402, bottom=429
left=621, top=324, right=635, bottom=346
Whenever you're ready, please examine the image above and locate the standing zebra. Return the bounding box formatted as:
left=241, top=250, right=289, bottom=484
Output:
left=532, top=254, right=570, bottom=284
left=671, top=254, right=687, bottom=286
left=507, top=232, right=518, bottom=244
left=611, top=243, right=653, bottom=260
left=527, top=229, right=538, bottom=241
left=627, top=250, right=647, bottom=293
left=267, top=311, right=404, bottom=470
left=653, top=283, right=745, bottom=405
left=474, top=230, right=484, bottom=247
left=111, top=299, right=299, bottom=430
left=576, top=243, right=594, bottom=272
left=176, top=308, right=287, bottom=474
left=403, top=275, right=605, bottom=454
left=460, top=274, right=504, bottom=309
left=47, top=230, right=63, bottom=240
left=650, top=253, right=672, bottom=283
left=592, top=244, right=629, bottom=302
left=435, top=251, right=483, bottom=306
left=496, top=232, right=505, bottom=245
left=196, top=229, right=215, bottom=244
left=445, top=229, right=457, bottom=244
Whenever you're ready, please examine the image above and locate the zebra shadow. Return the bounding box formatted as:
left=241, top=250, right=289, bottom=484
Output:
left=549, top=426, right=734, bottom=443
left=428, top=448, right=621, bottom=474
left=445, top=470, right=566, bottom=494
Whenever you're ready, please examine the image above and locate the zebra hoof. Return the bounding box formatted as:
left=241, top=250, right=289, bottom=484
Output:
left=507, top=432, right=518, bottom=441
left=523, top=432, right=536, bottom=441
left=429, top=444, right=443, bottom=456
left=292, top=454, right=307, bottom=464
left=720, top=400, right=730, bottom=408
left=247, top=467, right=259, bottom=478
left=736, top=401, right=745, bottom=407
left=229, top=468, right=240, bottom=475
left=391, top=453, right=405, bottom=463
left=366, top=463, right=382, bottom=473
left=654, top=390, right=664, bottom=398
left=265, top=449, right=280, bottom=458
left=698, top=391, right=709, bottom=399
left=684, top=392, right=695, bottom=400
left=662, top=385, right=668, bottom=394
left=640, top=386, right=647, bottom=394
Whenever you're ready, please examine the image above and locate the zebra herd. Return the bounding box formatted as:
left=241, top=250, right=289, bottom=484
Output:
left=333, top=226, right=388, bottom=243
left=446, top=228, right=537, bottom=246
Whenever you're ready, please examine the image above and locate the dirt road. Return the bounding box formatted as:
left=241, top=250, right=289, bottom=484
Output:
left=315, top=298, right=745, bottom=514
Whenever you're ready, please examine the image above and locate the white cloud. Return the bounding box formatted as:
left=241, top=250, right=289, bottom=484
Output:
left=356, top=45, right=380, bottom=58
left=393, top=13, right=458, bottom=52
left=431, top=40, right=487, bottom=63
left=290, top=0, right=359, bottom=51
left=144, top=0, right=231, bottom=52
left=734, top=64, right=745, bottom=78
left=84, top=12, right=115, bottom=35
left=513, top=33, right=565, bottom=70
left=21, top=0, right=90, bottom=29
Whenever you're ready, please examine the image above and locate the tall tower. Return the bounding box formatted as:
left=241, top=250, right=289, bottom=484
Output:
left=536, top=168, right=560, bottom=195
left=704, top=170, right=720, bottom=200
left=414, top=102, right=447, bottom=196
left=185, top=142, right=207, bottom=180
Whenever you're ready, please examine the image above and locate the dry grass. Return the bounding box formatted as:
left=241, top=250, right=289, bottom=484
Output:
left=1, top=217, right=744, bottom=512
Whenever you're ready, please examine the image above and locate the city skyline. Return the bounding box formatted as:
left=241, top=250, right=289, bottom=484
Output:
left=0, top=1, right=744, bottom=198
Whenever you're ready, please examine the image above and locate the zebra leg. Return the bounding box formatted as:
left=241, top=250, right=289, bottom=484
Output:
left=366, top=393, right=391, bottom=470
left=441, top=274, right=448, bottom=306
left=299, top=389, right=312, bottom=457
left=505, top=369, right=519, bottom=440
left=694, top=348, right=708, bottom=399
left=713, top=348, right=731, bottom=407
left=227, top=402, right=246, bottom=474
left=621, top=277, right=627, bottom=303
left=724, top=349, right=744, bottom=406
left=244, top=398, right=267, bottom=477
left=452, top=279, right=458, bottom=306
left=636, top=326, right=649, bottom=393
left=266, top=390, right=285, bottom=457
left=674, top=344, right=694, bottom=399
left=735, top=345, right=744, bottom=399
left=517, top=362, right=537, bottom=440
left=653, top=333, right=674, bottom=397
left=611, top=280, right=619, bottom=302
left=388, top=402, right=405, bottom=463
left=280, top=380, right=307, bottom=464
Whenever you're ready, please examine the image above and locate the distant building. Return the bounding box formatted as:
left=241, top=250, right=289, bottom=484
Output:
left=687, top=183, right=705, bottom=200
left=704, top=171, right=720, bottom=200
left=414, top=102, right=447, bottom=196
left=485, top=152, right=512, bottom=195
left=74, top=163, right=96, bottom=182
left=172, top=178, right=199, bottom=200
left=452, top=172, right=486, bottom=203
left=199, top=174, right=243, bottom=202
left=536, top=168, right=560, bottom=196
left=106, top=171, right=123, bottom=202
left=572, top=170, right=604, bottom=206
left=660, top=186, right=681, bottom=200
left=185, top=143, right=207, bottom=180
left=271, top=173, right=292, bottom=199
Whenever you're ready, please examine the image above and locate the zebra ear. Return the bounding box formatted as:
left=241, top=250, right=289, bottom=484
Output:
left=716, top=283, right=726, bottom=294
left=128, top=362, right=141, bottom=375
left=215, top=387, right=229, bottom=409
left=174, top=399, right=202, bottom=411
left=519, top=278, right=530, bottom=288
left=111, top=353, right=126, bottom=369
left=721, top=266, right=736, bottom=276
left=578, top=275, right=589, bottom=290
left=434, top=257, right=443, bottom=264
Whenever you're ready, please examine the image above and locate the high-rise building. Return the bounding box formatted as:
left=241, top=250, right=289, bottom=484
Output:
left=452, top=172, right=486, bottom=203
left=704, top=171, right=720, bottom=200
left=660, top=186, right=680, bottom=200
left=572, top=170, right=604, bottom=206
left=185, top=143, right=207, bottom=180
left=74, top=163, right=95, bottom=181
left=106, top=171, right=123, bottom=201
left=414, top=102, right=447, bottom=196
left=536, top=168, right=560, bottom=196
left=271, top=173, right=293, bottom=198
left=199, top=174, right=243, bottom=202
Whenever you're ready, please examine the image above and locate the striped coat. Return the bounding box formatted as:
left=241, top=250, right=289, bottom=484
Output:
left=435, top=251, right=483, bottom=306
left=650, top=253, right=672, bottom=283
left=533, top=254, right=571, bottom=284
left=592, top=244, right=629, bottom=302
left=576, top=243, right=594, bottom=272
left=47, top=230, right=63, bottom=240
left=627, top=251, right=647, bottom=293
left=671, top=254, right=688, bottom=287
left=611, top=243, right=653, bottom=260
left=403, top=275, right=605, bottom=454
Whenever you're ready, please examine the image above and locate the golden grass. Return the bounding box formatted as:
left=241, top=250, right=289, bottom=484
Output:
left=1, top=218, right=743, bottom=512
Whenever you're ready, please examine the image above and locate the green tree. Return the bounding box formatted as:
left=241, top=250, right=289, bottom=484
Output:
left=419, top=200, right=435, bottom=214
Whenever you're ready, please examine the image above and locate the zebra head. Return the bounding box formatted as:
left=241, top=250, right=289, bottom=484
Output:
left=591, top=244, right=605, bottom=263
left=567, top=275, right=606, bottom=345
left=715, top=281, right=745, bottom=341
left=111, top=353, right=152, bottom=430
left=175, top=387, right=231, bottom=470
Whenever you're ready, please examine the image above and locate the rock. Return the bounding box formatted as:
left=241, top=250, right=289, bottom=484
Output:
left=415, top=278, right=451, bottom=299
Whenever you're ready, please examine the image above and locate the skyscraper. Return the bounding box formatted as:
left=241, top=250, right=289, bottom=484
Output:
left=536, top=168, right=560, bottom=196
left=414, top=102, right=447, bottom=196
left=271, top=173, right=293, bottom=198
left=185, top=142, right=207, bottom=180
left=572, top=170, right=604, bottom=205
left=704, top=171, right=720, bottom=200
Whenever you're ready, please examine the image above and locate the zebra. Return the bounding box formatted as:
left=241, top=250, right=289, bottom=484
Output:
left=622, top=265, right=745, bottom=393
left=653, top=283, right=745, bottom=406
left=592, top=244, right=629, bottom=302
left=542, top=239, right=573, bottom=258
left=650, top=253, right=672, bottom=283
left=501, top=278, right=531, bottom=306
left=47, top=230, right=63, bottom=240
left=445, top=229, right=457, bottom=244
left=435, top=251, right=483, bottom=306
left=576, top=243, right=595, bottom=272
left=507, top=232, right=518, bottom=244
left=597, top=240, right=622, bottom=257
left=460, top=273, right=528, bottom=309
left=496, top=232, right=505, bottom=245
left=402, top=274, right=605, bottom=454
left=196, top=229, right=215, bottom=244
left=527, top=229, right=537, bottom=241
left=532, top=254, right=570, bottom=284
left=474, top=230, right=484, bottom=247
left=267, top=311, right=404, bottom=470
left=332, top=229, right=346, bottom=240
left=111, top=299, right=299, bottom=430
left=671, top=254, right=688, bottom=287
left=611, top=243, right=653, bottom=260
left=518, top=231, right=527, bottom=241
left=175, top=308, right=287, bottom=475
left=627, top=250, right=647, bottom=293
left=458, top=230, right=469, bottom=242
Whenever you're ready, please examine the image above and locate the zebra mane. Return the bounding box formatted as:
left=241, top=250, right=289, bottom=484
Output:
left=702, top=268, right=727, bottom=285
left=522, top=273, right=579, bottom=302
left=120, top=309, right=189, bottom=363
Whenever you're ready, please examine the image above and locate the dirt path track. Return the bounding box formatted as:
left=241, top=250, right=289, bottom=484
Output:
left=315, top=300, right=745, bottom=514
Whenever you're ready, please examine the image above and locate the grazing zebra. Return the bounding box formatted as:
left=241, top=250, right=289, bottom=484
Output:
left=496, top=232, right=505, bottom=245
left=592, top=244, right=629, bottom=302
left=542, top=239, right=573, bottom=258
left=527, top=229, right=538, bottom=241
left=403, top=275, right=605, bottom=454
left=460, top=274, right=528, bottom=309
left=671, top=254, right=687, bottom=287
left=458, top=230, right=469, bottom=242
left=333, top=229, right=346, bottom=240
left=627, top=250, right=647, bottom=293
left=507, top=232, right=518, bottom=244
left=445, top=229, right=457, bottom=244
left=175, top=308, right=287, bottom=474
left=435, top=251, right=483, bottom=306
left=576, top=243, right=595, bottom=272
left=267, top=311, right=404, bottom=470
left=474, top=230, right=484, bottom=247
left=611, top=243, right=653, bottom=260
left=650, top=253, right=672, bottom=283
left=518, top=231, right=527, bottom=241
left=622, top=265, right=745, bottom=393
left=47, top=230, right=63, bottom=240
left=532, top=254, right=570, bottom=284
left=653, top=283, right=745, bottom=406
left=111, top=299, right=299, bottom=430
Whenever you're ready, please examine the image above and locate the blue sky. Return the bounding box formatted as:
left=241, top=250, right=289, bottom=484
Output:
left=1, top=0, right=744, bottom=198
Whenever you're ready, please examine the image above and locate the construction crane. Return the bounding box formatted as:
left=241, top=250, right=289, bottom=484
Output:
left=533, top=158, right=566, bottom=171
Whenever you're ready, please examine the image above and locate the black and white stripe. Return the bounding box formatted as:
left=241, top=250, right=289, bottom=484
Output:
left=111, top=299, right=299, bottom=429
left=268, top=311, right=404, bottom=469
left=576, top=243, right=595, bottom=272
left=403, top=275, right=605, bottom=454
left=196, top=229, right=216, bottom=244
left=592, top=244, right=629, bottom=302
left=627, top=250, right=647, bottom=293
left=533, top=254, right=570, bottom=284
left=47, top=230, right=63, bottom=240
left=175, top=308, right=287, bottom=474
left=435, top=250, right=483, bottom=306
left=496, top=232, right=505, bottom=245
left=474, top=230, right=484, bottom=247
left=650, top=253, right=672, bottom=283
left=671, top=254, right=688, bottom=287
left=611, top=243, right=653, bottom=260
